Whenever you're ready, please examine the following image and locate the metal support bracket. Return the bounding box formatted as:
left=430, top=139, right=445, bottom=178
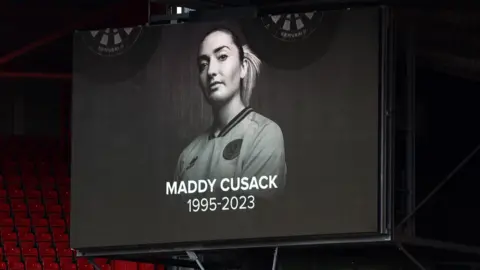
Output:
left=395, top=141, right=480, bottom=230
left=87, top=257, right=102, bottom=270
left=395, top=243, right=427, bottom=270
left=271, top=247, right=279, bottom=270
left=186, top=250, right=206, bottom=270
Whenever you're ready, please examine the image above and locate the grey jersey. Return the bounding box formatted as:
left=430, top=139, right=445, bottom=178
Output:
left=174, top=107, right=286, bottom=195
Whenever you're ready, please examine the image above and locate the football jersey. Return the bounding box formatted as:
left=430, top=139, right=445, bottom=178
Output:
left=174, top=107, right=287, bottom=195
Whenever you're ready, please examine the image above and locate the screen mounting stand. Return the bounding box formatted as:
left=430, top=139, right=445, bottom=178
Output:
left=87, top=257, right=102, bottom=270
left=271, top=247, right=279, bottom=270
left=186, top=250, right=206, bottom=270
left=395, top=243, right=427, bottom=270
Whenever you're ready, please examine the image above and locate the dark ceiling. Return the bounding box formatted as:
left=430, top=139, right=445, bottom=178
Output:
left=0, top=0, right=479, bottom=82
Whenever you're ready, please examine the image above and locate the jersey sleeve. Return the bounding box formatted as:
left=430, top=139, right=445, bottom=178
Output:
left=241, top=122, right=287, bottom=192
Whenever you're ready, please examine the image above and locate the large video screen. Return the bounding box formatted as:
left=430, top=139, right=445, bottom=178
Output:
left=71, top=7, right=384, bottom=249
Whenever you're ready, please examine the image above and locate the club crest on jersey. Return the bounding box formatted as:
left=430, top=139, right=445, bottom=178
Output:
left=223, top=139, right=243, bottom=160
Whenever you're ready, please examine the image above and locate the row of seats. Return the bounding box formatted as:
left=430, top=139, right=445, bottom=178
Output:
left=0, top=137, right=164, bottom=270
left=0, top=260, right=163, bottom=270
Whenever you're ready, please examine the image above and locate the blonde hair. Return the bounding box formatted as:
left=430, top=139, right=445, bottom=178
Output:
left=241, top=44, right=261, bottom=106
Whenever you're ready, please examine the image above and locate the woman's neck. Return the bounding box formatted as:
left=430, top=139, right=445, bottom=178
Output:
left=211, top=95, right=246, bottom=135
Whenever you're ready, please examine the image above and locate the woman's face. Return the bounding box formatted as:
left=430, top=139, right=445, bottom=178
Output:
left=198, top=30, right=247, bottom=106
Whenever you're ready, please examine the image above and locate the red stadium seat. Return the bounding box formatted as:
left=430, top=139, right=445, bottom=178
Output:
left=20, top=161, right=35, bottom=173
left=20, top=241, right=35, bottom=248
left=61, top=262, right=76, bottom=270
left=21, top=247, right=39, bottom=257
left=24, top=257, right=39, bottom=263
left=32, top=218, right=48, bottom=227
left=11, top=203, right=27, bottom=214
left=0, top=190, right=7, bottom=201
left=0, top=203, right=10, bottom=215
left=8, top=261, right=24, bottom=270
left=5, top=176, right=21, bottom=186
left=16, top=226, right=31, bottom=233
left=138, top=263, right=154, bottom=270
left=39, top=246, right=56, bottom=257
left=8, top=189, right=24, bottom=199
left=45, top=262, right=60, bottom=270
left=15, top=217, right=31, bottom=227
left=0, top=218, right=13, bottom=227
left=78, top=264, right=94, bottom=270
left=42, top=257, right=56, bottom=264
left=4, top=246, right=21, bottom=256
left=0, top=227, right=13, bottom=234
left=52, top=227, right=65, bottom=235
left=111, top=261, right=137, bottom=270
left=53, top=232, right=69, bottom=243
left=2, top=165, right=18, bottom=177
left=1, top=231, right=17, bottom=242
left=60, top=258, right=74, bottom=266
left=36, top=232, right=52, bottom=242
left=37, top=162, right=51, bottom=176
left=55, top=242, right=69, bottom=249
left=40, top=176, right=56, bottom=186
left=50, top=217, right=65, bottom=228
left=18, top=232, right=35, bottom=242
left=33, top=227, right=49, bottom=234
left=63, top=203, right=70, bottom=214
left=57, top=177, right=71, bottom=186
left=94, top=259, right=108, bottom=265
left=26, top=261, right=42, bottom=270
left=57, top=248, right=73, bottom=258
left=76, top=258, right=88, bottom=265
left=47, top=204, right=62, bottom=215
left=3, top=242, right=16, bottom=249
left=0, top=262, right=6, bottom=270
left=26, top=190, right=42, bottom=200
left=29, top=203, right=45, bottom=216
left=23, top=175, right=38, bottom=185
left=37, top=242, right=52, bottom=249
left=45, top=192, right=59, bottom=202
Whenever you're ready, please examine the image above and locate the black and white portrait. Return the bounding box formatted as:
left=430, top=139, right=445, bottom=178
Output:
left=72, top=9, right=382, bottom=248
left=173, top=26, right=287, bottom=193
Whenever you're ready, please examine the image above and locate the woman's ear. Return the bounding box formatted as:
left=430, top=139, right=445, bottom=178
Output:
left=240, top=58, right=248, bottom=80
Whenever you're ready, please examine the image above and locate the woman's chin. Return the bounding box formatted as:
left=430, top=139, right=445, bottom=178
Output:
left=207, top=91, right=230, bottom=104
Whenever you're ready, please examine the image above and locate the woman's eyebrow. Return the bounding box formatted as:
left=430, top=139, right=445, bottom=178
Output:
left=213, top=45, right=230, bottom=54
left=198, top=45, right=231, bottom=62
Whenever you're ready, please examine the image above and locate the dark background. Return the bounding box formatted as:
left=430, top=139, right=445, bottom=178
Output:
left=71, top=8, right=381, bottom=249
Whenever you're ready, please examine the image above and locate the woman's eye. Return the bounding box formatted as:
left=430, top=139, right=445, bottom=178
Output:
left=199, top=62, right=207, bottom=70
left=218, top=54, right=228, bottom=61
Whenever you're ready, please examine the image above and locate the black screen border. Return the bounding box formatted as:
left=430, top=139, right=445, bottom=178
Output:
left=71, top=6, right=395, bottom=254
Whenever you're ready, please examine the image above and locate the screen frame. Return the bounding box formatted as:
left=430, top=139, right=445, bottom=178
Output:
left=71, top=6, right=395, bottom=255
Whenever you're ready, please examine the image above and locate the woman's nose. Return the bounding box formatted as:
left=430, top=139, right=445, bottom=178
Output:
left=207, top=60, right=219, bottom=76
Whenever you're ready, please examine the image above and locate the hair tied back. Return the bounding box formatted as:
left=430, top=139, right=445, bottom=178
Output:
left=241, top=44, right=261, bottom=106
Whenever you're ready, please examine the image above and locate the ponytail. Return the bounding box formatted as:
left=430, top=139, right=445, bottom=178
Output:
left=241, top=44, right=261, bottom=106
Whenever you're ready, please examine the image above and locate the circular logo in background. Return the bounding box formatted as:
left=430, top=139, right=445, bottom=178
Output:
left=82, top=27, right=143, bottom=57
left=260, top=11, right=323, bottom=42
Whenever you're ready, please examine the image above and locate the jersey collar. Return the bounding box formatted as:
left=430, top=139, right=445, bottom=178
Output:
left=208, top=107, right=253, bottom=140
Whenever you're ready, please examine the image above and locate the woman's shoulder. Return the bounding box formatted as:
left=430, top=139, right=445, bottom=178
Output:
left=250, top=111, right=282, bottom=130
left=179, top=132, right=210, bottom=158
left=248, top=111, right=284, bottom=139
